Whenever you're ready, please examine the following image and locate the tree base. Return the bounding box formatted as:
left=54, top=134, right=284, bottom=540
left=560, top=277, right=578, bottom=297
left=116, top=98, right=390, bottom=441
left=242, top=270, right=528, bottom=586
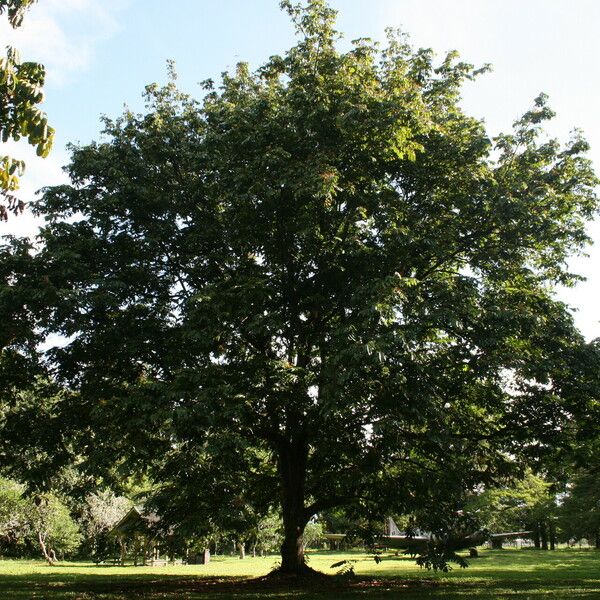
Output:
left=262, top=563, right=329, bottom=581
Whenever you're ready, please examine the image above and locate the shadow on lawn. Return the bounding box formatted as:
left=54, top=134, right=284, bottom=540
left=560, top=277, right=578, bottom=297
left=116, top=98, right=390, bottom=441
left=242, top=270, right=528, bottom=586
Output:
left=2, top=575, right=600, bottom=600
left=1, top=552, right=600, bottom=599
left=0, top=574, right=448, bottom=600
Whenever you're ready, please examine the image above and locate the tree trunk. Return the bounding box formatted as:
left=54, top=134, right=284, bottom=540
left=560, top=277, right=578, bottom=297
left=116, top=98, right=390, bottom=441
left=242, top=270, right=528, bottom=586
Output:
left=278, top=439, right=310, bottom=575
left=595, top=529, right=600, bottom=550
left=491, top=538, right=503, bottom=550
left=533, top=524, right=541, bottom=549
left=280, top=511, right=308, bottom=573
left=238, top=541, right=245, bottom=559
left=549, top=521, right=556, bottom=550
left=38, top=531, right=56, bottom=566
left=541, top=522, right=548, bottom=550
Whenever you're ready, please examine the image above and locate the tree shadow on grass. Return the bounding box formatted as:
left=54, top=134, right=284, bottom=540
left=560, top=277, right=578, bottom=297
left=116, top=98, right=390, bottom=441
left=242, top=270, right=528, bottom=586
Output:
left=2, top=552, right=600, bottom=599
left=2, top=573, right=600, bottom=600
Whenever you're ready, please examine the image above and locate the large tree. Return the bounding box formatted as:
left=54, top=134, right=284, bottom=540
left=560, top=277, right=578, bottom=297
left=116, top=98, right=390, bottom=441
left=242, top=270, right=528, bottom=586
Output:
left=14, top=0, right=599, bottom=574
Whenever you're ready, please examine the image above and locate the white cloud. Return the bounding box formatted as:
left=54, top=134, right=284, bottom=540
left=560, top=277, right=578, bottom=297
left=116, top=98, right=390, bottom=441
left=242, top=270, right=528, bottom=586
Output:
left=0, top=0, right=129, bottom=86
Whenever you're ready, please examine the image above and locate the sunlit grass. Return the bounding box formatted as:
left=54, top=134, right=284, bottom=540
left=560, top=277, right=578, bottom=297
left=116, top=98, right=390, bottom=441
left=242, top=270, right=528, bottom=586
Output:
left=1, top=548, right=599, bottom=599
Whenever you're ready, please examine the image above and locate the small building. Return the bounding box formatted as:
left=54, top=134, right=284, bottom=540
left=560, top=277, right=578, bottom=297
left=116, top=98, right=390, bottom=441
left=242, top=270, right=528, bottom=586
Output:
left=109, top=505, right=211, bottom=566
left=109, top=505, right=171, bottom=565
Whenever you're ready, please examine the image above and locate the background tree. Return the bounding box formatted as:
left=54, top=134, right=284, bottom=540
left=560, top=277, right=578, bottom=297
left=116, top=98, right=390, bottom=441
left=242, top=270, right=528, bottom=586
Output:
left=466, top=472, right=558, bottom=549
left=18, top=0, right=600, bottom=575
left=0, top=477, right=80, bottom=561
left=559, top=469, right=600, bottom=548
left=0, top=476, right=28, bottom=556
left=78, top=490, right=131, bottom=559
left=0, top=0, right=54, bottom=220
left=250, top=512, right=283, bottom=556
left=28, top=493, right=81, bottom=564
left=558, top=433, right=600, bottom=549
left=302, top=521, right=325, bottom=550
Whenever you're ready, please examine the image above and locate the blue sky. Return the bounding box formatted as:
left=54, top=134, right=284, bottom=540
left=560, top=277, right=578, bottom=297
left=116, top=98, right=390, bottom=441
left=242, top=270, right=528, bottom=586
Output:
left=1, top=0, right=599, bottom=339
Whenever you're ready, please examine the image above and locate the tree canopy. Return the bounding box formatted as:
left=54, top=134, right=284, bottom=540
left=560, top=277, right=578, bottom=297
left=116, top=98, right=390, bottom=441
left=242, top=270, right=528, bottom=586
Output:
left=3, top=0, right=599, bottom=575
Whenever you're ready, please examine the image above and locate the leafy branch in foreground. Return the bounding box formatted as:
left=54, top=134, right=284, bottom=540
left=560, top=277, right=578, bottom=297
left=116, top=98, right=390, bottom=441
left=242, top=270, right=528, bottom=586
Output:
left=0, top=0, right=54, bottom=220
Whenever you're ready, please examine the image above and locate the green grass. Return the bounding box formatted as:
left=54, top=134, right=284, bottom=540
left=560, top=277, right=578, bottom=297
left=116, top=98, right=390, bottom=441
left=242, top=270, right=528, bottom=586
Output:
left=1, top=549, right=600, bottom=599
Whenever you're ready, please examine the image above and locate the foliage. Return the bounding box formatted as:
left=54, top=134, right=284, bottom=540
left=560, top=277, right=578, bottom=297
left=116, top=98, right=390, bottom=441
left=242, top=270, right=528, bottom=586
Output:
left=0, top=221, right=69, bottom=496
left=6, top=0, right=599, bottom=574
left=250, top=512, right=283, bottom=554
left=81, top=490, right=131, bottom=537
left=330, top=556, right=357, bottom=576
left=558, top=436, right=600, bottom=546
left=466, top=472, right=555, bottom=533
left=0, top=377, right=79, bottom=490
left=78, top=490, right=131, bottom=558
left=559, top=469, right=600, bottom=545
left=0, top=0, right=36, bottom=27
left=29, top=493, right=81, bottom=560
left=303, top=521, right=325, bottom=549
left=0, top=237, right=43, bottom=393
left=0, top=0, right=54, bottom=220
left=320, top=508, right=355, bottom=535
left=0, top=477, right=80, bottom=560
left=413, top=541, right=468, bottom=572
left=0, top=477, right=28, bottom=555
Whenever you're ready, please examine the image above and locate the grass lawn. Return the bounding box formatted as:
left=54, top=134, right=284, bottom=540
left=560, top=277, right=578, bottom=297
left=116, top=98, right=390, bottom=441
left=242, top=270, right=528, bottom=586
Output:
left=1, top=548, right=599, bottom=599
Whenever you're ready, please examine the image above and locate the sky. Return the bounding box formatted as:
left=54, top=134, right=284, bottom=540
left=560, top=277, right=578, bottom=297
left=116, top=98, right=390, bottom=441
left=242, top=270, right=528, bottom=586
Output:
left=1, top=0, right=599, bottom=339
